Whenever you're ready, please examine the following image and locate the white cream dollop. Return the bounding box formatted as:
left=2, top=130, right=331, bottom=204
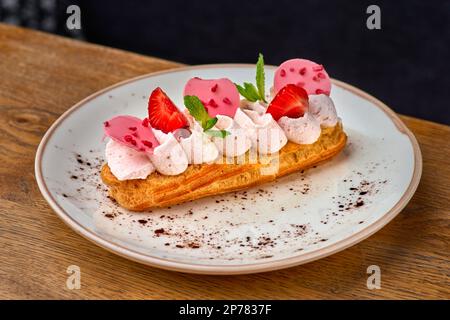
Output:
left=149, top=129, right=188, bottom=175
left=234, top=108, right=287, bottom=154
left=278, top=112, right=321, bottom=145
left=239, top=99, right=267, bottom=115
left=105, top=139, right=155, bottom=181
left=309, top=94, right=338, bottom=127
left=175, top=112, right=220, bottom=164
left=176, top=129, right=219, bottom=164
left=213, top=115, right=251, bottom=157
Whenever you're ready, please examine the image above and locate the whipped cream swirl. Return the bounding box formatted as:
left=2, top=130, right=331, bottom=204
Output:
left=234, top=108, right=287, bottom=154
left=174, top=112, right=220, bottom=164
left=239, top=99, right=268, bottom=115
left=175, top=128, right=219, bottom=164
left=213, top=115, right=252, bottom=157
left=105, top=140, right=155, bottom=181
left=309, top=94, right=338, bottom=127
left=149, top=129, right=189, bottom=175
left=278, top=112, right=321, bottom=145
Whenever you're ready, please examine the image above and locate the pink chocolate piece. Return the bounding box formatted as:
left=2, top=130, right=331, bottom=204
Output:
left=274, top=59, right=331, bottom=96
left=183, top=77, right=240, bottom=118
left=103, top=115, right=159, bottom=153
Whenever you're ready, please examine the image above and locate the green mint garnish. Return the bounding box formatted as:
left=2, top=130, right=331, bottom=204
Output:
left=183, top=95, right=230, bottom=138
left=183, top=95, right=210, bottom=128
left=255, top=53, right=266, bottom=102
left=235, top=53, right=266, bottom=103
left=236, top=82, right=260, bottom=102
left=205, top=129, right=230, bottom=138
left=204, top=117, right=218, bottom=131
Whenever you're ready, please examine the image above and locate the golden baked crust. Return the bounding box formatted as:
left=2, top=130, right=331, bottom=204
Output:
left=101, top=123, right=347, bottom=211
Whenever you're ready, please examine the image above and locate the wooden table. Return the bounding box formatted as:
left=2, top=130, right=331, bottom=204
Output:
left=1, top=24, right=448, bottom=300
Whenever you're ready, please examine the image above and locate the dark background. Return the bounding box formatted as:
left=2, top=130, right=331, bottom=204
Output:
left=1, top=0, right=449, bottom=125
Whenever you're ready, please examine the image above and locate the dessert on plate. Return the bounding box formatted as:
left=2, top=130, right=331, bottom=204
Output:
left=101, top=55, right=347, bottom=211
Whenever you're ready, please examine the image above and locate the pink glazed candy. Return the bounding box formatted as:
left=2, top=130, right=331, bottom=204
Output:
left=274, top=59, right=331, bottom=96
left=103, top=115, right=159, bottom=153
left=183, top=77, right=240, bottom=118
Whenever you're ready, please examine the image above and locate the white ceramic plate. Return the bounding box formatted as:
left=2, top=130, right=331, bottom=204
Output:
left=35, top=65, right=422, bottom=275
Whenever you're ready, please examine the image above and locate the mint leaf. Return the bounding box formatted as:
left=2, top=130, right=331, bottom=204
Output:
left=184, top=95, right=222, bottom=133
left=236, top=82, right=260, bottom=102
left=236, top=84, right=257, bottom=102
left=256, top=53, right=266, bottom=102
left=184, top=95, right=210, bottom=127
left=244, top=83, right=260, bottom=101
left=205, top=129, right=230, bottom=138
left=235, top=53, right=266, bottom=103
left=204, top=117, right=218, bottom=131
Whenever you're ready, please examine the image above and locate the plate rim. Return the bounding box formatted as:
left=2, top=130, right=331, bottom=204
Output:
left=34, top=64, right=423, bottom=275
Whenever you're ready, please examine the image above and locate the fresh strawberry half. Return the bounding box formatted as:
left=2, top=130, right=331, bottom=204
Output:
left=148, top=87, right=188, bottom=133
left=266, top=84, right=309, bottom=121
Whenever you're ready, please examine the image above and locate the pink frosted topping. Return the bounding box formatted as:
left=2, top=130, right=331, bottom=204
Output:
left=183, top=77, right=240, bottom=118
left=274, top=59, right=331, bottom=96
left=103, top=115, right=159, bottom=153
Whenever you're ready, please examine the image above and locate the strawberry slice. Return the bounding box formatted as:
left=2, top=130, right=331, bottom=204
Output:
left=148, top=87, right=188, bottom=133
left=266, top=84, right=309, bottom=121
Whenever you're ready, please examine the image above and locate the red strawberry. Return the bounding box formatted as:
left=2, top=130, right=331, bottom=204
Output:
left=148, top=87, right=188, bottom=133
left=266, top=84, right=309, bottom=121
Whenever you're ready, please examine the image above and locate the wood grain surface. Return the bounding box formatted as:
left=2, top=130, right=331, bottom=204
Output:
left=0, top=24, right=449, bottom=300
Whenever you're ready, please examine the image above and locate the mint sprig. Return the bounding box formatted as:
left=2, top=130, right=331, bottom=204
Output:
left=236, top=82, right=260, bottom=102
left=204, top=117, right=218, bottom=131
left=204, top=130, right=229, bottom=138
left=255, top=53, right=266, bottom=102
left=183, top=95, right=230, bottom=138
left=235, top=53, right=266, bottom=103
